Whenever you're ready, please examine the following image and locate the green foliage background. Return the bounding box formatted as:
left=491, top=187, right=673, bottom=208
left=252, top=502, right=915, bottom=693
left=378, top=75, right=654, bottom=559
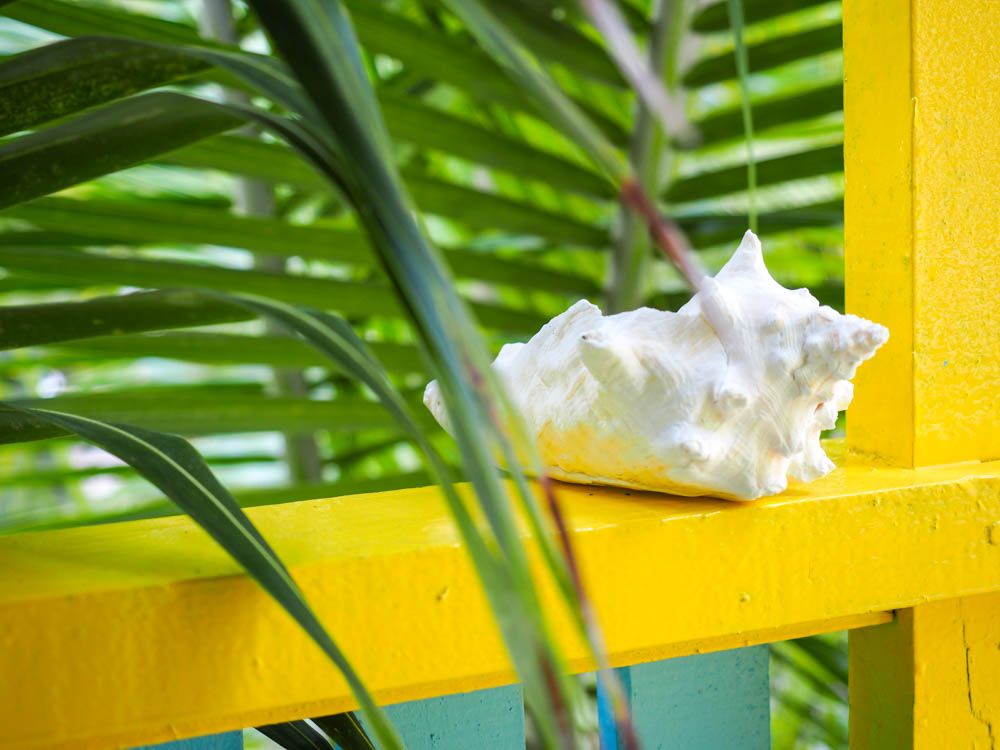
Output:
left=0, top=0, right=848, bottom=747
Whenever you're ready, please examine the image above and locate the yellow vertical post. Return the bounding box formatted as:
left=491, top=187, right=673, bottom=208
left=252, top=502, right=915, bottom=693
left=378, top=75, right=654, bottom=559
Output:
left=845, top=0, right=1000, bottom=467
left=850, top=593, right=1000, bottom=749
left=845, top=0, right=1000, bottom=745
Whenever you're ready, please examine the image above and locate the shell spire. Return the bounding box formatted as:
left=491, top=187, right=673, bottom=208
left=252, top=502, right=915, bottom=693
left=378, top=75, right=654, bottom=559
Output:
left=424, top=231, right=888, bottom=501
left=723, top=229, right=767, bottom=276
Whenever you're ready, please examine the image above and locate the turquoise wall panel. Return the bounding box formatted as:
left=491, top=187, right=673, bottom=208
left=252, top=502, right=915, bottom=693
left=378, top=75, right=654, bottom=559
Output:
left=598, top=646, right=770, bottom=750
left=134, top=731, right=243, bottom=750
left=359, top=684, right=525, bottom=749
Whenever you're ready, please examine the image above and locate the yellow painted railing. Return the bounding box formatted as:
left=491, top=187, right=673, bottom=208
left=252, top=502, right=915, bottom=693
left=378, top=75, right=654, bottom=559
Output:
left=2, top=450, right=999, bottom=749
left=2, top=0, right=999, bottom=748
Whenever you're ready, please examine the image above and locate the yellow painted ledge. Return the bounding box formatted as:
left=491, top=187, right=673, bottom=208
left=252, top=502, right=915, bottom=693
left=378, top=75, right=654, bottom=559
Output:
left=2, top=442, right=1000, bottom=750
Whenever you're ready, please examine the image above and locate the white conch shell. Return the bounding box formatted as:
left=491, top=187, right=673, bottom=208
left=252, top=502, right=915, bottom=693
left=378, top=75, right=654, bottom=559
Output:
left=424, top=230, right=888, bottom=501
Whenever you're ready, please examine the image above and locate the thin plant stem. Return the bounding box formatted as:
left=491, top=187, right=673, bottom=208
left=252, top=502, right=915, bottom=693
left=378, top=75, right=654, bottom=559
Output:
left=580, top=0, right=688, bottom=140
left=726, top=0, right=757, bottom=232
left=608, top=0, right=685, bottom=313
left=539, top=474, right=642, bottom=750
left=620, top=177, right=707, bottom=292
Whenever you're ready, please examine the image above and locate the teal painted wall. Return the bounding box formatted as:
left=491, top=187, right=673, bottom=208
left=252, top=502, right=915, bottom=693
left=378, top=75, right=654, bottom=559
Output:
left=380, top=684, right=525, bottom=749
left=599, top=646, right=770, bottom=749
left=135, top=731, right=243, bottom=750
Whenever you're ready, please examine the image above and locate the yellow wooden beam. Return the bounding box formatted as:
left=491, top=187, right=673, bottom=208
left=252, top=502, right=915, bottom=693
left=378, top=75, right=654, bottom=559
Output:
left=850, top=591, right=1000, bottom=749
left=845, top=0, right=1000, bottom=467
left=1, top=442, right=999, bottom=750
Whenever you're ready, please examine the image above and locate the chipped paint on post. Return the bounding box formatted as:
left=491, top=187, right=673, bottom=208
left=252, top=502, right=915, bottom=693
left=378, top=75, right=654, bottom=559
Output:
left=850, top=592, right=1000, bottom=749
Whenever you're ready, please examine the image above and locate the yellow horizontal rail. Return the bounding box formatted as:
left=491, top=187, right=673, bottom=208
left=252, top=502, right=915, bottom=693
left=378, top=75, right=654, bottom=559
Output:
left=2, top=441, right=999, bottom=750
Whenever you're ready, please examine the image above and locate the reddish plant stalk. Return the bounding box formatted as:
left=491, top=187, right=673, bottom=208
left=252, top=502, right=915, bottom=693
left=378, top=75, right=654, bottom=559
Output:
left=539, top=475, right=642, bottom=750
left=540, top=649, right=577, bottom=749
left=463, top=358, right=582, bottom=747
left=620, top=177, right=741, bottom=361
left=466, top=312, right=649, bottom=748
left=620, top=177, right=706, bottom=294
left=536, top=180, right=723, bottom=750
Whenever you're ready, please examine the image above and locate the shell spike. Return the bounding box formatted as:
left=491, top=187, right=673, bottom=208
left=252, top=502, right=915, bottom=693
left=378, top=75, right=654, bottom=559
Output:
left=716, top=229, right=767, bottom=280
left=739, top=228, right=762, bottom=253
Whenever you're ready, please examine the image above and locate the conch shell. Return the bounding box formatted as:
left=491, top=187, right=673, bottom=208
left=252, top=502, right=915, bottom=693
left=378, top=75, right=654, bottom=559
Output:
left=424, top=231, right=888, bottom=500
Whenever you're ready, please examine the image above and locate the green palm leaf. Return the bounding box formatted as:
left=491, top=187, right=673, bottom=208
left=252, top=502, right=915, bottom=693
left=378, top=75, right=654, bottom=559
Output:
left=311, top=713, right=376, bottom=750
left=2, top=405, right=405, bottom=749
left=0, top=92, right=241, bottom=209
left=0, top=37, right=208, bottom=137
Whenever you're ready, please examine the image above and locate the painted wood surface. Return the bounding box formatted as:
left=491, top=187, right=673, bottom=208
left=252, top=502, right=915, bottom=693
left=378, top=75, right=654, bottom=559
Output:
left=844, top=0, right=1000, bottom=744
left=134, top=732, right=242, bottom=750
left=850, top=591, right=1000, bottom=749
left=598, top=647, right=769, bottom=750
left=371, top=685, right=524, bottom=749
left=1, top=440, right=996, bottom=750
left=845, top=0, right=1000, bottom=467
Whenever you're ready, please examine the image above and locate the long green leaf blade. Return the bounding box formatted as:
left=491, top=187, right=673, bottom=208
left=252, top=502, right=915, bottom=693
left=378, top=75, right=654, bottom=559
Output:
left=691, top=0, right=831, bottom=32
left=437, top=0, right=627, bottom=181
left=311, top=713, right=376, bottom=750
left=477, top=0, right=625, bottom=86
left=8, top=196, right=601, bottom=293
left=0, top=248, right=549, bottom=332
left=0, top=37, right=208, bottom=137
left=0, top=290, right=250, bottom=350
left=3, top=390, right=418, bottom=442
left=2, top=0, right=203, bottom=43
left=7, top=196, right=372, bottom=265
left=240, top=4, right=584, bottom=745
left=256, top=721, right=334, bottom=750
left=690, top=82, right=842, bottom=147
left=682, top=23, right=842, bottom=87
left=47, top=332, right=425, bottom=374
left=0, top=92, right=241, bottom=210
left=666, top=143, right=842, bottom=202
left=341, top=0, right=627, bottom=143
left=157, top=135, right=609, bottom=245
left=3, top=405, right=404, bottom=749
